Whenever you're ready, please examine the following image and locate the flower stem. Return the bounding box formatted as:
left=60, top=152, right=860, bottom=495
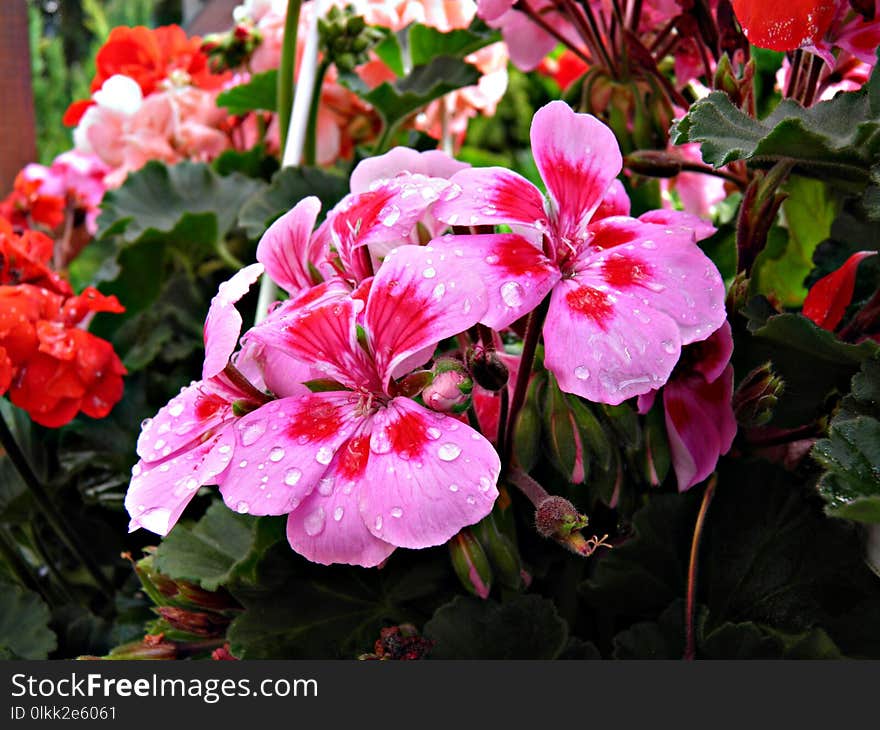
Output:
left=0, top=527, right=47, bottom=601
left=303, top=60, right=331, bottom=166
left=508, top=466, right=551, bottom=507
left=0, top=412, right=115, bottom=598
left=276, top=0, right=303, bottom=156
left=684, top=475, right=716, bottom=660
left=501, top=296, right=549, bottom=472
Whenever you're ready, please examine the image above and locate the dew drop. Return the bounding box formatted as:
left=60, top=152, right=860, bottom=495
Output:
left=374, top=515, right=383, bottom=531
left=184, top=477, right=199, bottom=491
left=371, top=430, right=392, bottom=454
left=432, top=283, right=446, bottom=299
left=485, top=254, right=499, bottom=264
left=235, top=501, right=250, bottom=514
left=304, top=508, right=325, bottom=536
left=466, top=496, right=476, bottom=505
left=662, top=339, right=677, bottom=354
left=426, top=427, right=441, bottom=441
left=154, top=438, right=166, bottom=451
left=449, top=483, right=459, bottom=492
left=390, top=507, right=403, bottom=518
left=380, top=204, right=401, bottom=227
left=318, top=477, right=334, bottom=496
left=269, top=446, right=285, bottom=462
left=479, top=476, right=492, bottom=492
left=284, top=467, right=302, bottom=486
left=422, top=267, right=436, bottom=279
left=438, top=443, right=462, bottom=461
left=239, top=420, right=266, bottom=446
left=168, top=402, right=184, bottom=418
left=575, top=365, right=591, bottom=380
left=315, top=446, right=333, bottom=465
left=238, top=460, right=248, bottom=468
left=333, top=506, right=345, bottom=522
left=500, top=281, right=524, bottom=308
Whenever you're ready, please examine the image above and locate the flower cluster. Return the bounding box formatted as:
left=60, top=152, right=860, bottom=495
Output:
left=126, top=101, right=729, bottom=567
left=64, top=25, right=233, bottom=187
left=0, top=220, right=126, bottom=427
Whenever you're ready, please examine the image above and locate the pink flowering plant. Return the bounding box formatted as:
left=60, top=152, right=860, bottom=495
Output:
left=2, top=0, right=880, bottom=661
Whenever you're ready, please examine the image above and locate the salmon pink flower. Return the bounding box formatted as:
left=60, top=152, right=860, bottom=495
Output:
left=638, top=322, right=736, bottom=491
left=230, top=244, right=499, bottom=567
left=430, top=101, right=727, bottom=405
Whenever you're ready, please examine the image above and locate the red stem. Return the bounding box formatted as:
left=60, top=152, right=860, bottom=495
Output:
left=684, top=476, right=716, bottom=660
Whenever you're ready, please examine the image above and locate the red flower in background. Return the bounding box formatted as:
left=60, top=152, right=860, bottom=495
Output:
left=802, top=251, right=877, bottom=331
left=731, top=0, right=838, bottom=51
left=0, top=219, right=71, bottom=295
left=0, top=285, right=127, bottom=427
left=64, top=24, right=229, bottom=126
left=0, top=171, right=66, bottom=232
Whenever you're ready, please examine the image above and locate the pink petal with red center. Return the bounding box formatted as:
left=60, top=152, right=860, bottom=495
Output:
left=430, top=233, right=560, bottom=329
left=544, top=277, right=683, bottom=404
left=366, top=244, right=488, bottom=389
left=580, top=218, right=727, bottom=344
left=202, top=263, right=264, bottom=380
left=663, top=366, right=736, bottom=491
left=802, top=251, right=876, bottom=331
left=218, top=391, right=363, bottom=517
left=530, top=101, right=622, bottom=236
left=126, top=429, right=236, bottom=535
left=433, top=167, right=547, bottom=230
left=359, top=398, right=500, bottom=549
left=286, top=424, right=396, bottom=567
left=136, top=380, right=236, bottom=462
left=249, top=291, right=376, bottom=391
left=593, top=180, right=631, bottom=221
left=256, top=196, right=322, bottom=295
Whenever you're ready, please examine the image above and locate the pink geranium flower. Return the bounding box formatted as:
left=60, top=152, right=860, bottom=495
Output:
left=639, top=322, right=736, bottom=491
left=430, top=100, right=727, bottom=405
left=229, top=244, right=500, bottom=567
left=126, top=263, right=297, bottom=535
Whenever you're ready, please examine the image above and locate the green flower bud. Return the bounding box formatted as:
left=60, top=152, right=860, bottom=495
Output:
left=449, top=529, right=493, bottom=599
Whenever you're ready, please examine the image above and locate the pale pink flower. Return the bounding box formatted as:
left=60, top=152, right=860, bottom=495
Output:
left=430, top=101, right=727, bottom=405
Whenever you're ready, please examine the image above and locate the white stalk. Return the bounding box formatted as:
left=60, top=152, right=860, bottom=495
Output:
left=255, top=0, right=326, bottom=324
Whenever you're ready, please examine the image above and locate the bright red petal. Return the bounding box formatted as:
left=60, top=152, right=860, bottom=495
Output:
left=731, top=0, right=837, bottom=51
left=802, top=251, right=876, bottom=331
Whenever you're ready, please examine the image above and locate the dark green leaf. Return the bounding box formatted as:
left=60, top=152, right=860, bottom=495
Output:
left=213, top=144, right=280, bottom=180
left=424, top=594, right=569, bottom=659
left=216, top=70, right=278, bottom=115
left=0, top=581, right=57, bottom=659
left=407, top=22, right=499, bottom=67
left=612, top=599, right=688, bottom=659
left=238, top=165, right=348, bottom=239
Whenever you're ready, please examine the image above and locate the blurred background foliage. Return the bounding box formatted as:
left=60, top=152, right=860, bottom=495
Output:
left=29, top=0, right=182, bottom=164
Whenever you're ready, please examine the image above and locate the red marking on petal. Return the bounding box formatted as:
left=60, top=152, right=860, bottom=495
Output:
left=565, top=285, right=613, bottom=329
left=195, top=392, right=227, bottom=421
left=287, top=396, right=344, bottom=442
left=590, top=225, right=639, bottom=251
left=803, top=251, right=876, bottom=331
left=602, top=254, right=652, bottom=289
left=491, top=238, right=547, bottom=277
left=337, top=434, right=370, bottom=479
left=386, top=410, right=428, bottom=460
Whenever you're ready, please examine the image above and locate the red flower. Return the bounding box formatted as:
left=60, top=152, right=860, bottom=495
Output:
left=731, top=0, right=838, bottom=51
left=0, top=171, right=66, bottom=232
left=802, top=250, right=877, bottom=331
left=0, top=284, right=127, bottom=427
left=538, top=50, right=589, bottom=91
left=64, top=25, right=229, bottom=126
left=0, top=218, right=71, bottom=295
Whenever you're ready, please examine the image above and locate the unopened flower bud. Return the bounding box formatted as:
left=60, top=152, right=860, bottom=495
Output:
left=101, top=635, right=178, bottom=660
left=534, top=496, right=588, bottom=540
left=624, top=150, right=683, bottom=178
left=449, top=529, right=493, bottom=599
left=472, top=513, right=523, bottom=590
left=468, top=347, right=509, bottom=391
left=733, top=362, right=784, bottom=427
left=423, top=359, right=472, bottom=413
left=155, top=607, right=230, bottom=637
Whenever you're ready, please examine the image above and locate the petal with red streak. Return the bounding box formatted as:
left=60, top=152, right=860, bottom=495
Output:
left=218, top=391, right=363, bottom=516
left=432, top=167, right=547, bottom=230
left=256, top=196, right=322, bottom=295
left=530, top=101, right=622, bottom=236
left=802, top=251, right=876, bottom=331
left=359, top=398, right=500, bottom=549
left=430, top=233, right=559, bottom=329
left=365, top=245, right=488, bottom=389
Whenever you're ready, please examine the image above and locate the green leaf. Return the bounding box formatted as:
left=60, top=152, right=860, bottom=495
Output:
left=701, top=620, right=842, bottom=659
left=814, top=355, right=880, bottom=523
left=671, top=65, right=880, bottom=187
left=238, top=165, right=348, bottom=239
left=213, top=144, right=280, bottom=180
left=341, top=55, right=480, bottom=140
left=97, top=160, right=263, bottom=248
left=752, top=177, right=837, bottom=306
left=612, top=599, right=688, bottom=659
left=228, top=546, right=453, bottom=658
left=407, top=22, right=499, bottom=67
left=216, top=70, right=278, bottom=115
left=733, top=308, right=878, bottom=427
left=154, top=501, right=271, bottom=592
left=0, top=581, right=57, bottom=659
left=424, top=594, right=569, bottom=659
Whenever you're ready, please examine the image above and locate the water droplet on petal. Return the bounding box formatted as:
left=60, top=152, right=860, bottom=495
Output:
left=304, top=508, right=325, bottom=536
left=485, top=254, right=499, bottom=264
left=238, top=460, right=248, bottom=468
left=239, top=420, right=267, bottom=446
left=662, top=339, right=677, bottom=354
left=374, top=515, right=383, bottom=531
left=318, top=477, right=334, bottom=496
left=371, top=429, right=392, bottom=454
left=426, top=427, right=441, bottom=441
left=269, top=446, right=285, bottom=462
left=284, top=467, right=302, bottom=486
left=449, top=483, right=459, bottom=492
left=466, top=496, right=476, bottom=505
left=500, top=281, right=524, bottom=308
left=236, top=501, right=250, bottom=514
left=575, top=365, right=591, bottom=380
left=390, top=507, right=403, bottom=518
left=380, top=204, right=401, bottom=227
left=333, top=506, right=344, bottom=522
left=184, top=477, right=199, bottom=491
left=315, top=446, right=333, bottom=465
left=432, top=283, right=446, bottom=299
left=438, top=443, right=461, bottom=461
left=422, top=267, right=436, bottom=279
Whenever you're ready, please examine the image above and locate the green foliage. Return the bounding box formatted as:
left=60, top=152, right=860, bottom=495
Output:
left=216, top=70, right=278, bottom=115
left=424, top=594, right=569, bottom=659
left=0, top=581, right=57, bottom=659
left=814, top=355, right=880, bottom=523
